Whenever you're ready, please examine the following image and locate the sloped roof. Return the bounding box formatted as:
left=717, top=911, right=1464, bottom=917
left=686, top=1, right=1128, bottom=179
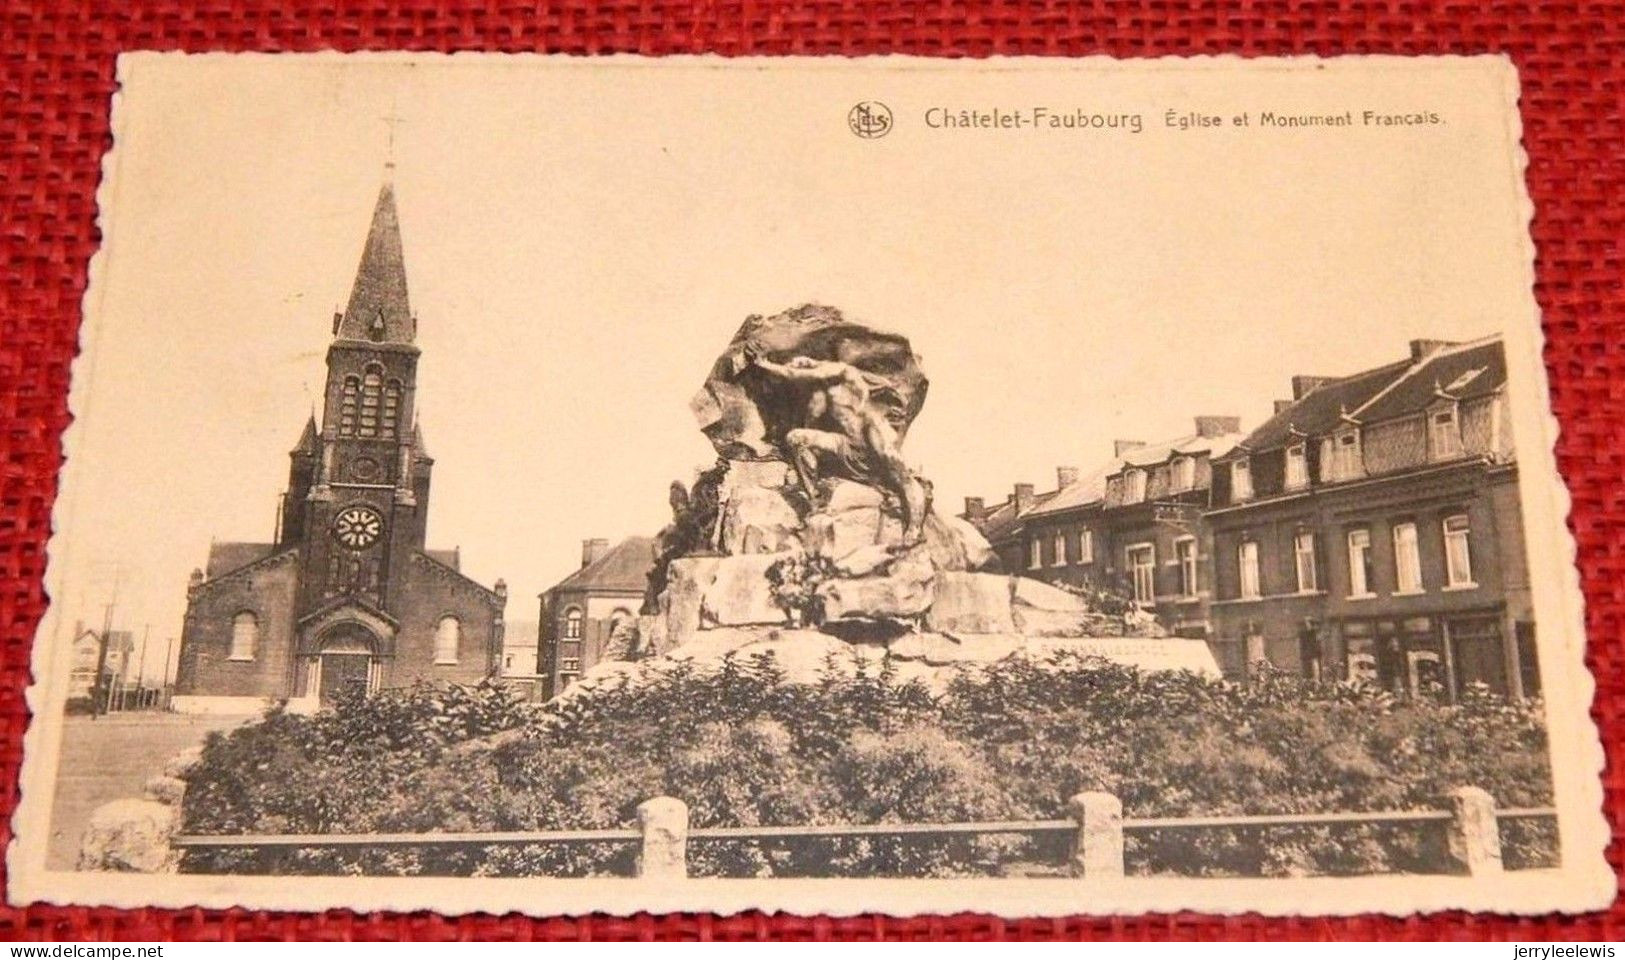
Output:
left=291, top=415, right=319, bottom=455
left=336, top=181, right=414, bottom=345
left=75, top=628, right=134, bottom=655
left=413, top=549, right=506, bottom=605
left=547, top=536, right=656, bottom=594
left=1231, top=357, right=1415, bottom=455
left=1119, top=431, right=1244, bottom=468
left=1025, top=466, right=1110, bottom=518
left=206, top=542, right=278, bottom=579
left=1027, top=430, right=1243, bottom=519
left=975, top=489, right=1058, bottom=542
left=1353, top=336, right=1505, bottom=424
left=504, top=620, right=539, bottom=650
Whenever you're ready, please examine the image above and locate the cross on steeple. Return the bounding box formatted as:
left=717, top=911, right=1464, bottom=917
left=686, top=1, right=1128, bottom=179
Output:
left=381, top=107, right=406, bottom=171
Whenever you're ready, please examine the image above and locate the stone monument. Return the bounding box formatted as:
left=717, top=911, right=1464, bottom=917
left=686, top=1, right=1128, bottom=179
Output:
left=611, top=303, right=1221, bottom=688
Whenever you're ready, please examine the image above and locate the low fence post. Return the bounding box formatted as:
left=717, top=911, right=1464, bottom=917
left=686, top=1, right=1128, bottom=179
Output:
left=636, top=796, right=689, bottom=879
left=1067, top=791, right=1124, bottom=879
left=1446, top=786, right=1503, bottom=877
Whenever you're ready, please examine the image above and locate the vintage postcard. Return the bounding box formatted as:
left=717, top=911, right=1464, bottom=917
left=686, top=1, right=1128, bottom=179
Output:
left=8, top=52, right=1611, bottom=918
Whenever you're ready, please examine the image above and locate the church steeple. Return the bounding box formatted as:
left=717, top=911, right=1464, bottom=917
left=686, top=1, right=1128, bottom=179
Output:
left=291, top=414, right=319, bottom=456
left=333, top=180, right=415, bottom=345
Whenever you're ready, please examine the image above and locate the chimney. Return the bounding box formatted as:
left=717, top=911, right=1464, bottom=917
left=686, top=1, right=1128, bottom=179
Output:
left=1291, top=375, right=1333, bottom=399
left=1114, top=440, right=1146, bottom=457
left=1274, top=399, right=1294, bottom=414
left=1409, top=338, right=1453, bottom=362
left=1013, top=483, right=1035, bottom=514
left=1057, top=465, right=1080, bottom=488
left=963, top=496, right=986, bottom=522
left=1194, top=416, right=1241, bottom=438
left=581, top=538, right=610, bottom=568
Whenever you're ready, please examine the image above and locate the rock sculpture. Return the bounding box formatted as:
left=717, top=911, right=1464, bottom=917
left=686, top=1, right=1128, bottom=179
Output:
left=744, top=345, right=928, bottom=546
left=627, top=301, right=1204, bottom=683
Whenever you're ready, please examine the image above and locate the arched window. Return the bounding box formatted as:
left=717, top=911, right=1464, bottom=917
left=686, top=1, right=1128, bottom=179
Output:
left=339, top=376, right=360, bottom=436
left=434, top=616, right=461, bottom=665
left=229, top=611, right=258, bottom=661
left=382, top=379, right=402, bottom=440
left=563, top=607, right=584, bottom=640
left=358, top=364, right=384, bottom=437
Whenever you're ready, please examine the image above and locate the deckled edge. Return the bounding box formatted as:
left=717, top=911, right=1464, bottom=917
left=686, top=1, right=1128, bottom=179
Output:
left=5, top=49, right=133, bottom=905
left=6, top=50, right=1613, bottom=919
left=1489, top=53, right=1615, bottom=912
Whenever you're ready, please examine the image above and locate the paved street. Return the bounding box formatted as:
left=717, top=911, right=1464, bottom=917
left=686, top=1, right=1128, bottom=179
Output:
left=45, top=712, right=249, bottom=870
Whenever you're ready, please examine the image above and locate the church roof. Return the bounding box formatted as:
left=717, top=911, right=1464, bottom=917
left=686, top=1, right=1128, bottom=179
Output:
left=335, top=181, right=415, bottom=345
left=547, top=536, right=656, bottom=595
left=425, top=547, right=459, bottom=570
left=291, top=415, right=319, bottom=455
left=412, top=421, right=431, bottom=459
left=206, top=541, right=278, bottom=579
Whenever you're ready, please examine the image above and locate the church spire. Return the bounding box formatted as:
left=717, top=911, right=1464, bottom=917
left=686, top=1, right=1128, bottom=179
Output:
left=334, top=179, right=414, bottom=345
left=291, top=414, right=319, bottom=455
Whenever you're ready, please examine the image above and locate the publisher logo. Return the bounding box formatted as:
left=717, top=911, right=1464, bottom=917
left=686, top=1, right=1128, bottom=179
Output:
left=848, top=101, right=893, bottom=139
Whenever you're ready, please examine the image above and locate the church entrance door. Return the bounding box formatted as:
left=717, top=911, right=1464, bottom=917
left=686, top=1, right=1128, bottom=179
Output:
left=318, top=652, right=371, bottom=705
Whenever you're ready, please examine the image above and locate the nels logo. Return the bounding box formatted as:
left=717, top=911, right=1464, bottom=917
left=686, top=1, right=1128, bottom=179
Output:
left=847, top=101, right=893, bottom=139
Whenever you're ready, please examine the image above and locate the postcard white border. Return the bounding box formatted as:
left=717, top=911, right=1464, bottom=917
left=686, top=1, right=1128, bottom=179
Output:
left=8, top=50, right=1612, bottom=919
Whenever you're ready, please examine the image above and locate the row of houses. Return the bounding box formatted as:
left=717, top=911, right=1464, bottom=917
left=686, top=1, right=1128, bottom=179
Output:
left=532, top=334, right=1538, bottom=703
left=962, top=334, right=1538, bottom=701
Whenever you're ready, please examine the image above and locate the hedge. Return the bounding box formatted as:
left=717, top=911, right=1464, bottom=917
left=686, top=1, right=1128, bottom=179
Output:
left=180, top=653, right=1554, bottom=878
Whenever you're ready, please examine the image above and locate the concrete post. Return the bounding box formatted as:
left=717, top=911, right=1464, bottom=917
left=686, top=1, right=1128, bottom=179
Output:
left=1446, top=786, right=1503, bottom=876
left=636, top=796, right=689, bottom=879
left=77, top=799, right=182, bottom=872
left=1067, top=791, right=1124, bottom=879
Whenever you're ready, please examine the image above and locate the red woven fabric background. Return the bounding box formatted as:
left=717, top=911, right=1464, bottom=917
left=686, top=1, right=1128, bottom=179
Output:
left=1, top=0, right=1622, bottom=941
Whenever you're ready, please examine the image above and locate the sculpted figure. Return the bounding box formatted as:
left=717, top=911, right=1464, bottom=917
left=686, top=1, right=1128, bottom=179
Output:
left=691, top=304, right=928, bottom=462
left=745, top=344, right=927, bottom=547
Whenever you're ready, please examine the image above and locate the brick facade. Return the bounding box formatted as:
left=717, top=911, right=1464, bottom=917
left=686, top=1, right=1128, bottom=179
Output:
left=535, top=537, right=653, bottom=700
left=964, top=417, right=1243, bottom=640
left=174, top=179, right=505, bottom=709
left=1205, top=336, right=1538, bottom=699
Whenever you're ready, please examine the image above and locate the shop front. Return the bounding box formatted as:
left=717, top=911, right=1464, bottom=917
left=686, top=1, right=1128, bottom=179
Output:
left=1334, top=607, right=1527, bottom=700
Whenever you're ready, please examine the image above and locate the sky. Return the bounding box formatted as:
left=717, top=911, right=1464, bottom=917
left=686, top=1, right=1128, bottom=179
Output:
left=49, top=55, right=1535, bottom=681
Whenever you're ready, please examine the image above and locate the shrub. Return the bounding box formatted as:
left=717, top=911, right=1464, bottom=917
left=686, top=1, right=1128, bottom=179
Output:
left=181, top=657, right=1554, bottom=878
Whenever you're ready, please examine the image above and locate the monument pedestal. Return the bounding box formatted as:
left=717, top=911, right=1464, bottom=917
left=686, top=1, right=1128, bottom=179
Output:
left=606, top=302, right=1217, bottom=702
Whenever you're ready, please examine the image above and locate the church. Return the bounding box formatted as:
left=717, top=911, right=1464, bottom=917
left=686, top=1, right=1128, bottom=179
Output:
left=172, top=178, right=507, bottom=713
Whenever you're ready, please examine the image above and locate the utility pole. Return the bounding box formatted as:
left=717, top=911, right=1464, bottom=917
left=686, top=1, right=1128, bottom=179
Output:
left=133, top=624, right=150, bottom=710
left=90, top=567, right=124, bottom=719
left=162, top=635, right=176, bottom=709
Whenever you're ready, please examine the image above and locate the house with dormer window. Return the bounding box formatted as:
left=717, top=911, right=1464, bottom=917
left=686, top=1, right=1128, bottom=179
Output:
left=1203, top=335, right=1535, bottom=700
left=960, top=416, right=1244, bottom=639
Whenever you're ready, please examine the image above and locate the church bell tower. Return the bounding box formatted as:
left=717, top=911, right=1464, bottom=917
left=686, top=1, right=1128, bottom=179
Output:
left=297, top=176, right=434, bottom=615
left=175, top=166, right=505, bottom=710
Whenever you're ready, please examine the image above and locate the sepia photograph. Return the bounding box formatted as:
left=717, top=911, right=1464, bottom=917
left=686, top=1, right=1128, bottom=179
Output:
left=7, top=52, right=1608, bottom=919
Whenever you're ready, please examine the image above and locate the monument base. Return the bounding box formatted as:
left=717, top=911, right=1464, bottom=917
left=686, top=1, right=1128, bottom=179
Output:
left=556, top=623, right=1221, bottom=707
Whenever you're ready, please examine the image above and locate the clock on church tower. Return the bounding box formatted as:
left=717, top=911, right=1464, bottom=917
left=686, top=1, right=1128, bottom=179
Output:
left=173, top=176, right=507, bottom=714
left=331, top=505, right=384, bottom=550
